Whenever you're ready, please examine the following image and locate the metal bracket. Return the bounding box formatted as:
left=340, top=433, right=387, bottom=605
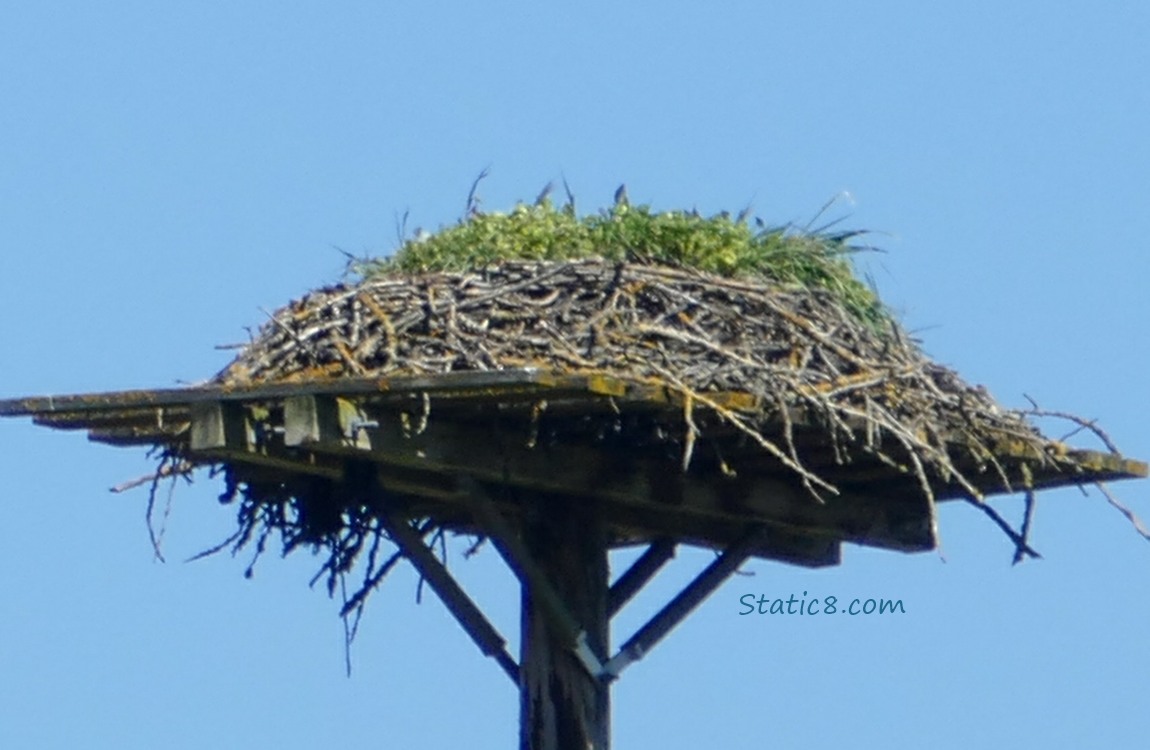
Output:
left=573, top=631, right=608, bottom=679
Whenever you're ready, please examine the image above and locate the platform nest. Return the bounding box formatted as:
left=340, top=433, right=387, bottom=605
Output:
left=157, top=198, right=1143, bottom=632
left=217, top=249, right=1096, bottom=511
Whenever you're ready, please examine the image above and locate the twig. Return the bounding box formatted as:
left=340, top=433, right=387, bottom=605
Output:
left=1012, top=490, right=1037, bottom=565
left=111, top=459, right=194, bottom=493
left=1094, top=482, right=1150, bottom=542
left=1022, top=394, right=1121, bottom=455
left=648, top=362, right=838, bottom=498
left=464, top=166, right=491, bottom=218
left=965, top=496, right=1042, bottom=561
left=143, top=452, right=185, bottom=563
left=681, top=391, right=698, bottom=471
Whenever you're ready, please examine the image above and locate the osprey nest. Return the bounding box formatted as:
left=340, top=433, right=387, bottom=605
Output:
left=187, top=199, right=1133, bottom=615
left=219, top=255, right=1046, bottom=503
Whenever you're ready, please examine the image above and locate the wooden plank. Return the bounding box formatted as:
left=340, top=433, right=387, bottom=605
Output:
left=377, top=470, right=840, bottom=566
left=4, top=374, right=1145, bottom=497
left=0, top=369, right=561, bottom=416
left=86, top=425, right=186, bottom=446
left=34, top=391, right=928, bottom=557
left=191, top=399, right=789, bottom=559
left=33, top=406, right=187, bottom=431
left=2, top=370, right=752, bottom=421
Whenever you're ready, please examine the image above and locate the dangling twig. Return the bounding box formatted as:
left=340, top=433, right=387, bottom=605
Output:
left=965, top=496, right=1042, bottom=561
left=1094, top=482, right=1150, bottom=542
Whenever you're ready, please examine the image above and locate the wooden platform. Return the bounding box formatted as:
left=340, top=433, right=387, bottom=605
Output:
left=2, top=368, right=1144, bottom=567
left=5, top=367, right=1146, bottom=750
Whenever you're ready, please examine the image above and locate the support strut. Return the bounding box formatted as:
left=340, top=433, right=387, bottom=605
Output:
left=607, top=538, right=677, bottom=617
left=380, top=511, right=520, bottom=683
left=603, top=525, right=768, bottom=680
left=462, top=477, right=611, bottom=749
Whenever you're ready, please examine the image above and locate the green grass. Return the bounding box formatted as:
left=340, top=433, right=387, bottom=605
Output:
left=356, top=199, right=889, bottom=329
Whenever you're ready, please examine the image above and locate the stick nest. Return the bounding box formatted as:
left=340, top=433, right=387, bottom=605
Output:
left=179, top=202, right=1134, bottom=637
left=216, top=256, right=1057, bottom=502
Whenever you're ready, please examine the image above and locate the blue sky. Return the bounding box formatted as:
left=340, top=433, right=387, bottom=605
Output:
left=2, top=2, right=1148, bottom=748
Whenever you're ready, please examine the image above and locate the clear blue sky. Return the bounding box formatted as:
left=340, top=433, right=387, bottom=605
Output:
left=3, top=3, right=1148, bottom=748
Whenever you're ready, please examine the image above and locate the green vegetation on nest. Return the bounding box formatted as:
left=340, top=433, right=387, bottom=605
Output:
left=357, top=199, right=888, bottom=329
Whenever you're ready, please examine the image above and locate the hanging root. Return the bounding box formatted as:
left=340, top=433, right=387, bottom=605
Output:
left=141, top=448, right=195, bottom=563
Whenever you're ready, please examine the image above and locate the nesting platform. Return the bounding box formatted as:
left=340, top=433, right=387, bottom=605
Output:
left=7, top=210, right=1149, bottom=749
left=2, top=368, right=1142, bottom=567
left=4, top=366, right=1146, bottom=750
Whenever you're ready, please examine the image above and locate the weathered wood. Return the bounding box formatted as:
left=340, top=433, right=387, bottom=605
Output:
left=518, top=495, right=611, bottom=750
left=270, top=396, right=848, bottom=560
left=0, top=370, right=628, bottom=417
left=420, top=471, right=841, bottom=566
left=304, top=402, right=936, bottom=553
left=0, top=370, right=552, bottom=415
left=190, top=401, right=248, bottom=452
left=7, top=375, right=1145, bottom=504
left=84, top=392, right=909, bottom=560
left=468, top=481, right=592, bottom=667
left=33, top=406, right=184, bottom=431
left=187, top=401, right=344, bottom=479
left=176, top=393, right=917, bottom=559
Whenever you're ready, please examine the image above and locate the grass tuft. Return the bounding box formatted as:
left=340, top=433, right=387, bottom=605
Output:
left=355, top=199, right=889, bottom=329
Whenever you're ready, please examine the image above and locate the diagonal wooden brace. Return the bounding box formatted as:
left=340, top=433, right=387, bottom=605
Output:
left=461, top=477, right=608, bottom=678
left=607, top=538, right=677, bottom=618
left=602, top=525, right=769, bottom=681
left=379, top=510, right=520, bottom=683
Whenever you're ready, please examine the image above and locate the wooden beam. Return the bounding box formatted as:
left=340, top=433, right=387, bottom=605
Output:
left=0, top=369, right=562, bottom=416
left=285, top=399, right=934, bottom=553
left=178, top=402, right=841, bottom=569
left=84, top=395, right=852, bottom=563
left=464, top=479, right=601, bottom=677
left=603, top=526, right=769, bottom=681
left=86, top=424, right=186, bottom=447
left=376, top=466, right=840, bottom=566
left=33, top=406, right=186, bottom=431
left=607, top=539, right=677, bottom=618
left=516, top=492, right=611, bottom=750
left=379, top=510, right=520, bottom=683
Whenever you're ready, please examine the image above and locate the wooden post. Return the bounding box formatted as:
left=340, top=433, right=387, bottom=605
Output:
left=518, top=498, right=610, bottom=750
